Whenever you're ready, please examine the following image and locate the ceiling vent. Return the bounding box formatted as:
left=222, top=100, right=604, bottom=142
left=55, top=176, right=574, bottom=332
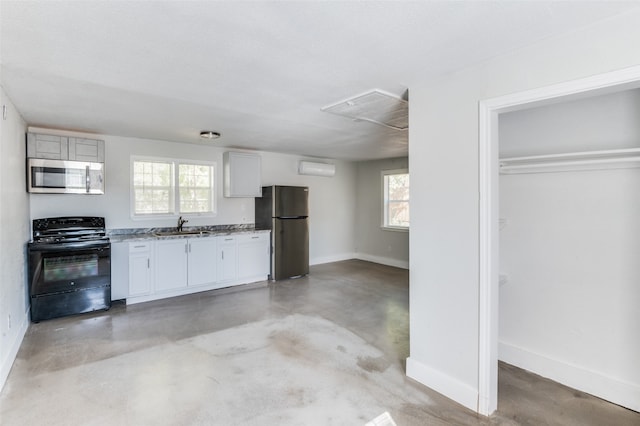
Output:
left=321, top=89, right=408, bottom=131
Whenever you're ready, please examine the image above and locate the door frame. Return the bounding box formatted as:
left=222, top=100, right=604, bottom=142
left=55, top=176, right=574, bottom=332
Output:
left=477, top=64, right=640, bottom=415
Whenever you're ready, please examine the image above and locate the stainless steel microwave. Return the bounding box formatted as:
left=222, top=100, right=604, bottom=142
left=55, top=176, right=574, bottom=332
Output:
left=27, top=158, right=105, bottom=194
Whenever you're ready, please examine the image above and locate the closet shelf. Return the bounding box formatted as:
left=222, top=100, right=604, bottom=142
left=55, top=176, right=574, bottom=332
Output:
left=499, top=148, right=640, bottom=174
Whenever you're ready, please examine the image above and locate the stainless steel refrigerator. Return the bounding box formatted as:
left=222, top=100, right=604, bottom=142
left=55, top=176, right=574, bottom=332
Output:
left=255, top=185, right=309, bottom=280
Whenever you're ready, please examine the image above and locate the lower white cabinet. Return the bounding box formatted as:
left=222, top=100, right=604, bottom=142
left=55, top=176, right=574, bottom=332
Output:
left=217, top=235, right=238, bottom=283
left=128, top=242, right=153, bottom=297
left=124, top=231, right=269, bottom=304
left=238, top=233, right=270, bottom=279
left=188, top=238, right=218, bottom=286
left=155, top=239, right=188, bottom=292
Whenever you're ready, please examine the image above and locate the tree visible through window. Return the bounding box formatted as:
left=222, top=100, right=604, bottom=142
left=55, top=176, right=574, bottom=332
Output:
left=133, top=161, right=174, bottom=215
left=132, top=158, right=215, bottom=217
left=383, top=169, right=409, bottom=229
left=179, top=164, right=213, bottom=214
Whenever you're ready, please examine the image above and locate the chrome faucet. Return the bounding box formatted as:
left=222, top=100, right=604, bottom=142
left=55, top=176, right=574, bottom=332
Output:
left=177, top=216, right=188, bottom=232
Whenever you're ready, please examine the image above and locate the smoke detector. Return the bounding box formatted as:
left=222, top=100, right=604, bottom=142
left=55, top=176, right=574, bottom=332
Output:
left=321, top=89, right=408, bottom=130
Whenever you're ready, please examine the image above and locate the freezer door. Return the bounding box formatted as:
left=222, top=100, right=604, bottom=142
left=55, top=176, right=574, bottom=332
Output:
left=274, top=186, right=308, bottom=218
left=273, top=217, right=309, bottom=280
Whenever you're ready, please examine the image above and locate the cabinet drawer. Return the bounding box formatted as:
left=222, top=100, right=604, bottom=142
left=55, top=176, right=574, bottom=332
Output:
left=129, top=242, right=151, bottom=253
left=237, top=233, right=269, bottom=243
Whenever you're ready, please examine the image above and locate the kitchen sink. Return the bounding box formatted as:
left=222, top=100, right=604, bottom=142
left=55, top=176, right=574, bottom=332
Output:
left=153, top=230, right=213, bottom=237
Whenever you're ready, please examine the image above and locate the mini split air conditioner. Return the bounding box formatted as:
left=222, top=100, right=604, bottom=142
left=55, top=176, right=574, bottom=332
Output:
left=298, top=161, right=335, bottom=177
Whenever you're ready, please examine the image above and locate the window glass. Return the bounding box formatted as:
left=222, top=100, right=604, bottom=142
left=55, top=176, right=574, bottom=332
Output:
left=132, top=158, right=215, bottom=217
left=132, top=161, right=174, bottom=215
left=383, top=169, right=409, bottom=230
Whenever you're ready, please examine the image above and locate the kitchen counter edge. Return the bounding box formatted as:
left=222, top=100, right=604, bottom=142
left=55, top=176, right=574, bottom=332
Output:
left=109, top=229, right=270, bottom=243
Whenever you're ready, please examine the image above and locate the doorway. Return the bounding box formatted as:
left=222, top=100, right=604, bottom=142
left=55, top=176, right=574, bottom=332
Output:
left=478, top=65, right=640, bottom=415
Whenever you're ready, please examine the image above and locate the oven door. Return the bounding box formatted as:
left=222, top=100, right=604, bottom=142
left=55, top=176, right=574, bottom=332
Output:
left=28, top=241, right=111, bottom=321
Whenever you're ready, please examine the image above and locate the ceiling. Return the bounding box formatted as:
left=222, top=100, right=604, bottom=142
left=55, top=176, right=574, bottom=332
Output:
left=1, top=1, right=639, bottom=161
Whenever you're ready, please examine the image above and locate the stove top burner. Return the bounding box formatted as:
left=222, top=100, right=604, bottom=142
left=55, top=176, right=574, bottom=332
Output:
left=31, top=216, right=108, bottom=244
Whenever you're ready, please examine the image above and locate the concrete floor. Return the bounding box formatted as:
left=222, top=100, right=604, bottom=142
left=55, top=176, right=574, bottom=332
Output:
left=1, top=259, right=638, bottom=425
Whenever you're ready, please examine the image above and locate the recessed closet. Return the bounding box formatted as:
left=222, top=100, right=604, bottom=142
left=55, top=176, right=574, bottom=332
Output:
left=497, top=89, right=640, bottom=411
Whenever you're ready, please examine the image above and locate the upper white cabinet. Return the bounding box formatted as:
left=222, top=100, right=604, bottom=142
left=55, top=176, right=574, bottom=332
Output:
left=27, top=133, right=69, bottom=160
left=68, top=137, right=105, bottom=162
left=27, top=132, right=105, bottom=162
left=223, top=151, right=262, bottom=197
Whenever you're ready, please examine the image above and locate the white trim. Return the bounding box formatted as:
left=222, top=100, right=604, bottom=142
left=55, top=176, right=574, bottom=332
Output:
left=406, top=357, right=479, bottom=413
left=478, top=64, right=640, bottom=416
left=499, top=342, right=640, bottom=413
left=354, top=253, right=409, bottom=269
left=0, top=307, right=29, bottom=392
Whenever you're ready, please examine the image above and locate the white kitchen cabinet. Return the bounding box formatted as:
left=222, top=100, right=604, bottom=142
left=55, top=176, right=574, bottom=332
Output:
left=110, top=242, right=129, bottom=300
left=237, top=233, right=270, bottom=280
left=68, top=137, right=105, bottom=162
left=223, top=151, right=262, bottom=197
left=155, top=239, right=188, bottom=292
left=27, top=133, right=69, bottom=159
left=121, top=231, right=270, bottom=304
left=187, top=238, right=218, bottom=287
left=129, top=242, right=153, bottom=297
left=217, top=235, right=238, bottom=282
left=27, top=132, right=105, bottom=162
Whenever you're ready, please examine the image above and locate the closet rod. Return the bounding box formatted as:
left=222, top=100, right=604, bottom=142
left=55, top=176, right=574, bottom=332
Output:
left=501, top=156, right=640, bottom=171
left=500, top=147, right=640, bottom=164
left=500, top=148, right=640, bottom=174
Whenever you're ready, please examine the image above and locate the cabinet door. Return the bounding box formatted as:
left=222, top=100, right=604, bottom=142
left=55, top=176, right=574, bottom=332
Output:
left=155, top=240, right=188, bottom=292
left=223, top=152, right=262, bottom=197
left=68, top=138, right=105, bottom=162
left=27, top=133, right=69, bottom=160
left=129, top=251, right=151, bottom=297
left=217, top=236, right=238, bottom=282
left=237, top=233, right=270, bottom=280
left=187, top=238, right=217, bottom=287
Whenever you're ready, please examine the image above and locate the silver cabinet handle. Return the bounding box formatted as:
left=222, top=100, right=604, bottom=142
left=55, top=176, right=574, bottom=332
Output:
left=86, top=165, right=90, bottom=193
left=147, top=258, right=150, bottom=269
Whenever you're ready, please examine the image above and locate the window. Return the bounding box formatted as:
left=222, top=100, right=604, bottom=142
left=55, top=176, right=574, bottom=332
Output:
left=382, top=169, right=409, bottom=230
left=132, top=157, right=215, bottom=217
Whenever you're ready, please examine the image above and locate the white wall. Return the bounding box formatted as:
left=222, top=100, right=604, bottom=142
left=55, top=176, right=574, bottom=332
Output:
left=407, top=8, right=640, bottom=413
left=29, top=133, right=357, bottom=265
left=500, top=88, right=640, bottom=157
left=354, top=157, right=409, bottom=269
left=0, top=87, right=29, bottom=391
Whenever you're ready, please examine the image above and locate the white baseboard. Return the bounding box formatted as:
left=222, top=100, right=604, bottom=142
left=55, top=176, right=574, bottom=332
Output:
left=0, top=307, right=29, bottom=392
left=310, top=253, right=355, bottom=266
left=354, top=253, right=409, bottom=269
left=499, top=341, right=640, bottom=413
left=406, top=357, right=478, bottom=413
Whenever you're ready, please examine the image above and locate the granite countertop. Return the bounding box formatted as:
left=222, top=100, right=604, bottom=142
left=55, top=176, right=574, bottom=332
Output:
left=108, top=224, right=269, bottom=243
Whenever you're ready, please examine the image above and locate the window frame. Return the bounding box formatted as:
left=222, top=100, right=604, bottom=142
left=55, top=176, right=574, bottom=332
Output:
left=130, top=156, right=217, bottom=220
left=381, top=168, right=409, bottom=231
